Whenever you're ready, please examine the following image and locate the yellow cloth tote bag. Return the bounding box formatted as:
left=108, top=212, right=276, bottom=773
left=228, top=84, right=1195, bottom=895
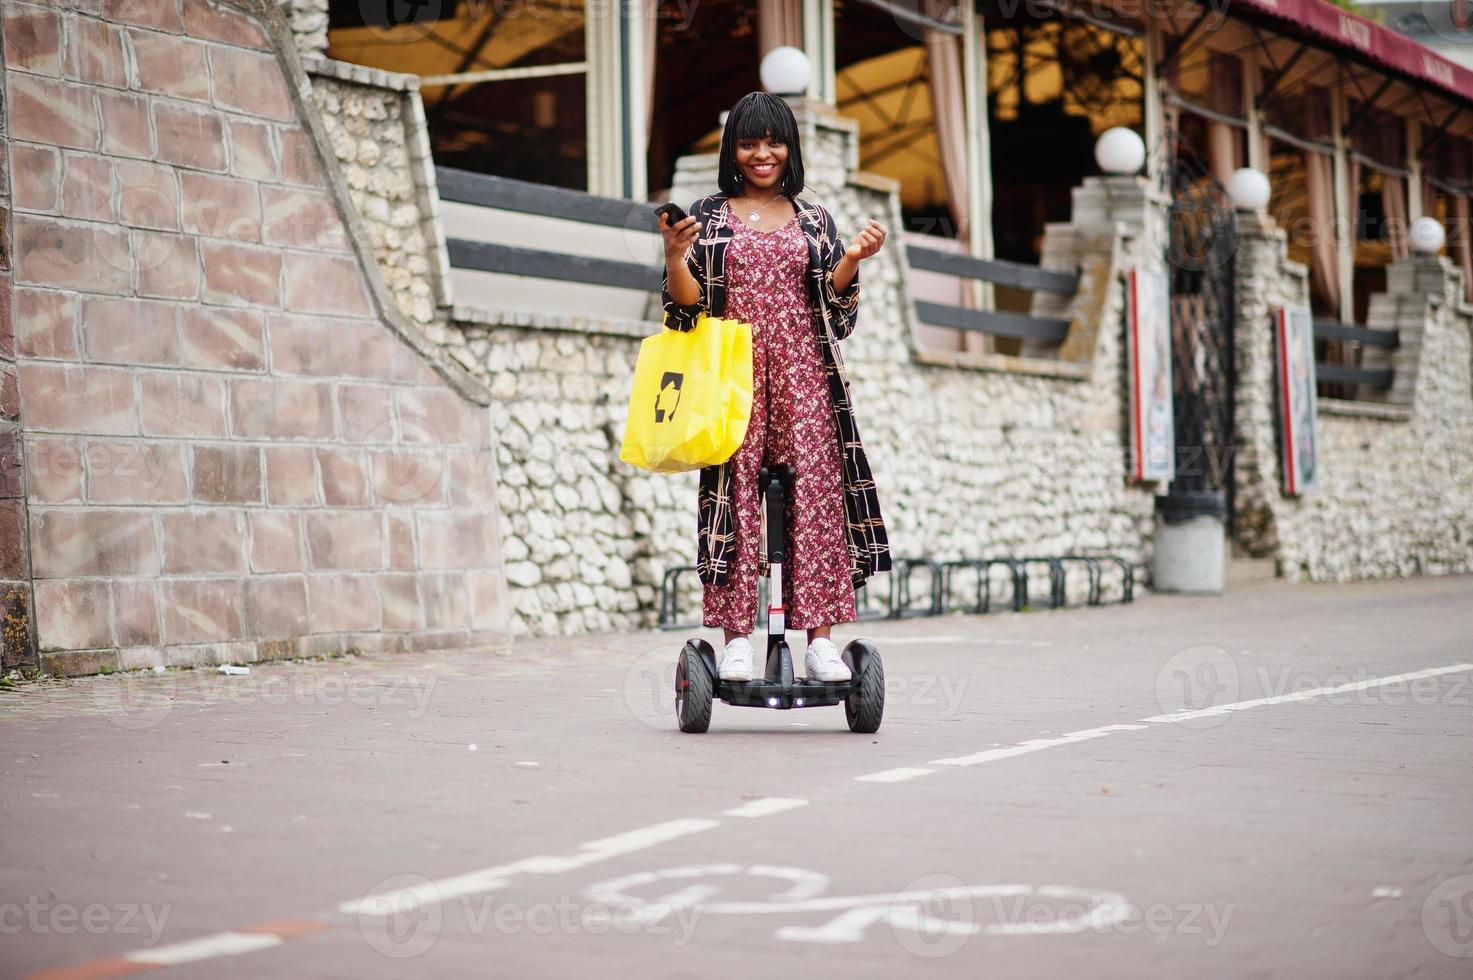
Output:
left=619, top=312, right=754, bottom=473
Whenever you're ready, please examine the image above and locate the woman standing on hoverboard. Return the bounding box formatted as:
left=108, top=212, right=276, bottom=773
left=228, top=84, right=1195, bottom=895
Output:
left=657, top=92, right=892, bottom=685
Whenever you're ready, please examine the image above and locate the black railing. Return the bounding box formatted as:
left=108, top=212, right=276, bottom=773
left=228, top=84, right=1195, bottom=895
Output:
left=907, top=245, right=1080, bottom=344
left=438, top=167, right=1083, bottom=339
left=1311, top=317, right=1397, bottom=391
left=446, top=240, right=660, bottom=291
left=437, top=167, right=643, bottom=227
left=438, top=167, right=664, bottom=292
left=940, top=559, right=1026, bottom=613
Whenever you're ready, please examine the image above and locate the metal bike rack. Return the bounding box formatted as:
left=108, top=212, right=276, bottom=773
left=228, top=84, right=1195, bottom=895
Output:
left=1094, top=555, right=1135, bottom=604
left=659, top=552, right=1132, bottom=629
left=940, top=559, right=989, bottom=615
left=658, top=565, right=703, bottom=631
left=939, top=558, right=1025, bottom=614
left=854, top=580, right=890, bottom=621
left=1017, top=557, right=1065, bottom=609
left=888, top=558, right=945, bottom=618
left=1054, top=556, right=1101, bottom=606
left=984, top=559, right=1026, bottom=612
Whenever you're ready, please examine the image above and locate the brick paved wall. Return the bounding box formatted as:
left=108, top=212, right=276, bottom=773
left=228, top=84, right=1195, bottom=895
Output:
left=1, top=0, right=508, bottom=675
left=0, top=14, right=29, bottom=669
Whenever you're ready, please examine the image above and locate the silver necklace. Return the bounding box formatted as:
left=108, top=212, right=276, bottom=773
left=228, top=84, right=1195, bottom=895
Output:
left=738, top=193, right=782, bottom=223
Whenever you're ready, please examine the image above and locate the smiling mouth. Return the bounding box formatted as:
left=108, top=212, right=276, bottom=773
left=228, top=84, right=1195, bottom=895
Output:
left=749, top=163, right=777, bottom=176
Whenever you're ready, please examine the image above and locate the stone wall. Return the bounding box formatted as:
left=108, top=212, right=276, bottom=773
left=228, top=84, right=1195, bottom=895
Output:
left=713, top=113, right=1159, bottom=600
left=454, top=313, right=693, bottom=636
left=448, top=103, right=1161, bottom=635
left=1, top=0, right=509, bottom=675
left=301, top=57, right=454, bottom=342
left=277, top=0, right=325, bottom=58
left=1233, top=212, right=1473, bottom=581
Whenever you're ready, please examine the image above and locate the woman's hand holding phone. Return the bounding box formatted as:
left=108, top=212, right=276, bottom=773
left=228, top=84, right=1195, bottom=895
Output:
left=656, top=204, right=702, bottom=308
left=657, top=206, right=699, bottom=265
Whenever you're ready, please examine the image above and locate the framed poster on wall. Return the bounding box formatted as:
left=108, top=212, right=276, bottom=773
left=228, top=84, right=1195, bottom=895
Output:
left=1275, top=304, right=1319, bottom=494
left=1126, top=268, right=1174, bottom=482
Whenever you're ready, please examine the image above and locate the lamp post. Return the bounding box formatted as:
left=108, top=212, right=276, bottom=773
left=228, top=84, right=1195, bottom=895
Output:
left=760, top=47, right=811, bottom=97
left=1226, top=167, right=1271, bottom=212
left=1094, top=127, right=1146, bottom=175
left=1410, top=216, right=1445, bottom=254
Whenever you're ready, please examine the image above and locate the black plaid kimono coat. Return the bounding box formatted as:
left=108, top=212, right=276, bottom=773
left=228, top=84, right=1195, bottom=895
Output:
left=660, top=193, right=891, bottom=590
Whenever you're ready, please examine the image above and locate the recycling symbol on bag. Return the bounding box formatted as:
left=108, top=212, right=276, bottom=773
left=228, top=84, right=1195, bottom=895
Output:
left=654, top=371, right=683, bottom=423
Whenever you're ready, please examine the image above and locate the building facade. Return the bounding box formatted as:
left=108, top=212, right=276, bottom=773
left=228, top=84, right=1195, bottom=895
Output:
left=1, top=0, right=1471, bottom=672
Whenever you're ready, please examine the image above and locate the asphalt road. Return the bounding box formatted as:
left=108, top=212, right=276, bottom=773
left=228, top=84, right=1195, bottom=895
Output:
left=3, top=575, right=1471, bottom=979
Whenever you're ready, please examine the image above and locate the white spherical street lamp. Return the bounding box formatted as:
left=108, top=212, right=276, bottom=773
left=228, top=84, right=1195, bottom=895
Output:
left=1094, top=127, right=1145, bottom=175
left=760, top=47, right=811, bottom=96
left=1410, top=216, right=1446, bottom=254
left=1226, top=167, right=1272, bottom=211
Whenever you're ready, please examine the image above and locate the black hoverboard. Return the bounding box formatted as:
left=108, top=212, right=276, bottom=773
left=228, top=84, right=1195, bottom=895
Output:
left=675, top=464, right=884, bottom=734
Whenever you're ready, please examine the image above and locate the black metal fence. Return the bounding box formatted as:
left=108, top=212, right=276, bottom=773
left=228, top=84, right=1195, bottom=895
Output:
left=906, top=245, right=1080, bottom=345
left=438, top=166, right=664, bottom=291
left=1312, top=317, right=1398, bottom=398
left=657, top=555, right=1135, bottom=631
left=438, top=167, right=1083, bottom=349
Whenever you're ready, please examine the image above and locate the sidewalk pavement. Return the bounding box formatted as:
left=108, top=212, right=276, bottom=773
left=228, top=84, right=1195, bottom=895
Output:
left=2, top=574, right=1471, bottom=978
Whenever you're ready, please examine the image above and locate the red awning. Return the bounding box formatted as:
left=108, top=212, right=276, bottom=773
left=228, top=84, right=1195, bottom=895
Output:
left=1214, top=0, right=1473, bottom=105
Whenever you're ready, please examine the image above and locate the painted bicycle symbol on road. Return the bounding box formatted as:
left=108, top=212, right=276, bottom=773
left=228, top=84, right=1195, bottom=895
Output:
left=584, top=864, right=1129, bottom=956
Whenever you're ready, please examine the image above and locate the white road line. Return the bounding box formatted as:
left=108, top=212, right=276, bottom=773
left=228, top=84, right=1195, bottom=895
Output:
left=96, top=662, right=1473, bottom=977
left=340, top=817, right=721, bottom=915
left=931, top=725, right=1148, bottom=767
left=880, top=635, right=967, bottom=645
left=931, top=664, right=1473, bottom=769
left=1138, top=663, right=1473, bottom=724
left=854, top=767, right=936, bottom=783
left=724, top=798, right=809, bottom=818
left=876, top=635, right=1054, bottom=648
left=126, top=931, right=282, bottom=965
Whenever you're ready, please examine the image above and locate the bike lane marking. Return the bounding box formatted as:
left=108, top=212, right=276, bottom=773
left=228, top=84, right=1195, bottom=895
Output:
left=27, top=663, right=1473, bottom=979
left=582, top=866, right=1130, bottom=945
left=854, top=767, right=937, bottom=782
left=929, top=664, right=1473, bottom=767
left=723, top=797, right=809, bottom=817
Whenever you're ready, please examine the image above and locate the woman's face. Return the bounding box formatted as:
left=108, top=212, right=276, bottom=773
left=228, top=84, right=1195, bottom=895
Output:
left=734, top=132, right=787, bottom=192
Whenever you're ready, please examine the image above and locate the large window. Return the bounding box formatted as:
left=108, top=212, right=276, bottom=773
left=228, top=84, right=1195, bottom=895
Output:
left=646, top=0, right=762, bottom=199
left=1423, top=138, right=1473, bottom=303
left=834, top=0, right=966, bottom=240
left=1263, top=86, right=1340, bottom=318
left=328, top=0, right=589, bottom=189
left=986, top=18, right=1143, bottom=265
left=1347, top=106, right=1408, bottom=326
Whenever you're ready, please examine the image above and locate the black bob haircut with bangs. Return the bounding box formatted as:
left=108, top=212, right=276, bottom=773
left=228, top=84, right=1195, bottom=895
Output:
left=717, top=92, right=805, bottom=199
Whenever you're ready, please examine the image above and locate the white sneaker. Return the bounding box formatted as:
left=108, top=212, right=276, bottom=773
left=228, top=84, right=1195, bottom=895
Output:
left=804, top=638, right=851, bottom=682
left=718, top=637, right=754, bottom=682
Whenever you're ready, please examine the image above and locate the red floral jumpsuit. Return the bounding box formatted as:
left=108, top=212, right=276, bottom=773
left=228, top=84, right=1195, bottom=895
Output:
left=702, top=201, right=857, bottom=631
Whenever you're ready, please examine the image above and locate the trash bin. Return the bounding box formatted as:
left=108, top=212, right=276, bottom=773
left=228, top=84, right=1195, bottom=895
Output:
left=1152, top=490, right=1225, bottom=593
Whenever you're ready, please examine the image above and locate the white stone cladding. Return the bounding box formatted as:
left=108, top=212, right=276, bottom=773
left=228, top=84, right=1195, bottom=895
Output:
left=448, top=103, right=1164, bottom=635
left=451, top=319, right=694, bottom=636
left=300, top=57, right=454, bottom=341
left=277, top=0, right=327, bottom=58
left=260, top=46, right=1473, bottom=633
left=1233, top=212, right=1473, bottom=581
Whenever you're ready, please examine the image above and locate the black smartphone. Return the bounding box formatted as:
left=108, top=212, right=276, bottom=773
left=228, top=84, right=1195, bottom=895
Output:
left=654, top=202, right=688, bottom=229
